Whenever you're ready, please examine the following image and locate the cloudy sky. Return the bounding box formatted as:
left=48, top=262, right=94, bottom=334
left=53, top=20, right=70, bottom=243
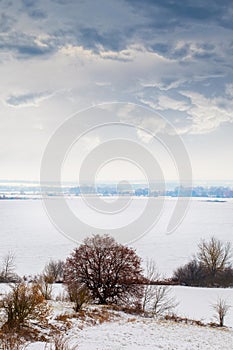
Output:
left=0, top=0, right=233, bottom=183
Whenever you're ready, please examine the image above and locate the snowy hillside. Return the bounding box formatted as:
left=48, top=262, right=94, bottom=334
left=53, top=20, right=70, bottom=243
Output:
left=26, top=306, right=233, bottom=350
left=76, top=318, right=233, bottom=350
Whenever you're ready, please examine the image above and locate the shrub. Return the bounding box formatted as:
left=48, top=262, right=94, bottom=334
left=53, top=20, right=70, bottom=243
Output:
left=1, top=282, right=49, bottom=329
left=66, top=282, right=91, bottom=311
left=37, top=274, right=53, bottom=300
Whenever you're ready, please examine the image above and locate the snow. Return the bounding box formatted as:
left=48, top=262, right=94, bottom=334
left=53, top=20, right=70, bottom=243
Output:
left=76, top=318, right=233, bottom=350
left=26, top=314, right=233, bottom=350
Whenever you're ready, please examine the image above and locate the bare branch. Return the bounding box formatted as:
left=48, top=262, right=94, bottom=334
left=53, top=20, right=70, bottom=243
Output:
left=142, top=259, right=160, bottom=312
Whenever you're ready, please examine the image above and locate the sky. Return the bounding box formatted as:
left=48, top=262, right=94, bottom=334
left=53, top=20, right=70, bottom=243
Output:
left=0, top=0, right=233, bottom=184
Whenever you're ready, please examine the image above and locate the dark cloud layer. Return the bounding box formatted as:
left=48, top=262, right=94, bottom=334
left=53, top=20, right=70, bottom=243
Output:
left=126, top=0, right=233, bottom=26
left=0, top=0, right=232, bottom=62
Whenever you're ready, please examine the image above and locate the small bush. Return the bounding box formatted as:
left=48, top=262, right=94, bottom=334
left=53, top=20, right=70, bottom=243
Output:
left=66, top=282, right=91, bottom=312
left=37, top=274, right=53, bottom=300
left=1, top=282, right=49, bottom=329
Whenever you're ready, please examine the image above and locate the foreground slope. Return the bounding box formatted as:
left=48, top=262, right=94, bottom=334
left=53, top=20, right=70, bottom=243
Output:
left=26, top=304, right=233, bottom=350
left=76, top=318, right=233, bottom=350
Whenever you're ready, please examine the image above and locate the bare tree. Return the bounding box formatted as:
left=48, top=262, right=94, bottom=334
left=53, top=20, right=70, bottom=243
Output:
left=0, top=252, right=19, bottom=282
left=43, top=259, right=64, bottom=283
left=64, top=234, right=144, bottom=305
left=152, top=285, right=178, bottom=317
left=197, top=237, right=232, bottom=286
left=212, top=297, right=231, bottom=327
left=142, top=259, right=177, bottom=316
left=142, top=259, right=159, bottom=312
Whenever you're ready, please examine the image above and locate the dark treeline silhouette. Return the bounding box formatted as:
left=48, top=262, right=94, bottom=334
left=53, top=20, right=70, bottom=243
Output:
left=173, top=237, right=233, bottom=287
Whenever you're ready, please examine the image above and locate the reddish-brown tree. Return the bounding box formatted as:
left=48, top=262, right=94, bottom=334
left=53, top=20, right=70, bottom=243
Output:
left=64, top=234, right=144, bottom=305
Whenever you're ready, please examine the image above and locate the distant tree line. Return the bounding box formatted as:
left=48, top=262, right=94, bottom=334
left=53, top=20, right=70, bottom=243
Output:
left=173, top=237, right=233, bottom=287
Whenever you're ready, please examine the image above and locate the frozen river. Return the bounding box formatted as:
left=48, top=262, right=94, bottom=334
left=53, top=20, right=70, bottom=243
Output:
left=0, top=197, right=232, bottom=277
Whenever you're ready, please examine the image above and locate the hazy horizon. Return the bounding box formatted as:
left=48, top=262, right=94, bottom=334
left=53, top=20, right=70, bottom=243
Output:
left=0, top=179, right=233, bottom=186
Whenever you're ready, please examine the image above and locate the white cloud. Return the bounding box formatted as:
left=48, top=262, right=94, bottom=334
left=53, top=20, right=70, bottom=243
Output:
left=59, top=45, right=95, bottom=59
left=139, top=78, right=185, bottom=91
left=140, top=89, right=233, bottom=136
left=59, top=43, right=169, bottom=63
left=157, top=95, right=190, bottom=112
left=181, top=91, right=233, bottom=134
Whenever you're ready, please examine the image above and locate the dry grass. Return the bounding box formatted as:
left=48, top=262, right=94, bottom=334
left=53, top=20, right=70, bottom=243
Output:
left=163, top=313, right=230, bottom=329
left=0, top=331, right=26, bottom=350
left=1, top=323, right=49, bottom=343
left=55, top=306, right=119, bottom=328
left=81, top=308, right=112, bottom=324
left=127, top=317, right=137, bottom=323
left=164, top=313, right=205, bottom=327
left=54, top=314, right=74, bottom=331
left=108, top=304, right=144, bottom=316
